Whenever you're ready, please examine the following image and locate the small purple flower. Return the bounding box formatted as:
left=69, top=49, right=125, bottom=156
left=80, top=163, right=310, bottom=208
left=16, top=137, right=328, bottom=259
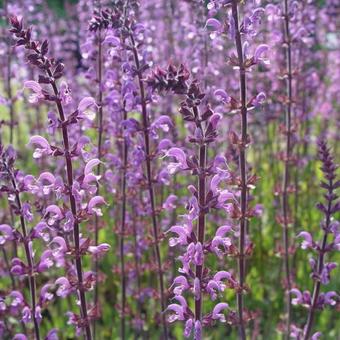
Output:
left=88, top=243, right=111, bottom=255
left=55, top=277, right=73, bottom=298
left=77, top=96, right=98, bottom=121
left=45, top=329, right=58, bottom=340
left=50, top=236, right=68, bottom=258
left=290, top=289, right=311, bottom=306
left=212, top=302, right=229, bottom=322
left=35, top=305, right=42, bottom=323
left=311, top=332, right=322, bottom=340
left=206, top=280, right=220, bottom=300
left=297, top=231, right=314, bottom=250
left=22, top=202, right=33, bottom=222
left=28, top=135, right=53, bottom=159
left=0, top=224, right=14, bottom=245
left=45, top=205, right=63, bottom=225
left=40, top=284, right=54, bottom=304
left=184, top=318, right=194, bottom=338
left=87, top=196, right=107, bottom=216
left=253, top=92, right=266, bottom=107
left=84, top=158, right=102, bottom=176
left=63, top=211, right=74, bottom=233
left=24, top=81, right=44, bottom=103
left=194, top=242, right=203, bottom=266
left=13, top=334, right=27, bottom=340
left=37, top=172, right=56, bottom=195
left=320, top=262, right=337, bottom=285
left=194, top=320, right=202, bottom=340
left=10, top=291, right=24, bottom=308
left=165, top=302, right=186, bottom=322
left=214, top=89, right=230, bottom=103
left=167, top=225, right=190, bottom=247
left=11, top=258, right=27, bottom=276
left=193, top=278, right=201, bottom=301
left=170, top=276, right=190, bottom=295
left=164, top=147, right=189, bottom=174
left=213, top=271, right=235, bottom=291
left=22, top=306, right=32, bottom=323
left=209, top=113, right=222, bottom=129
left=211, top=225, right=232, bottom=257
left=36, top=250, right=54, bottom=272
left=254, top=44, right=269, bottom=64
left=205, top=18, right=222, bottom=32
left=150, top=115, right=173, bottom=139
left=163, top=194, right=178, bottom=211
left=59, top=81, right=72, bottom=105
left=31, top=222, right=51, bottom=242
left=323, top=291, right=338, bottom=306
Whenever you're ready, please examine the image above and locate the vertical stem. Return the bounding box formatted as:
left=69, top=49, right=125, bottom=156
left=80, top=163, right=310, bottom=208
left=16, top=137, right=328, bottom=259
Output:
left=302, top=180, right=332, bottom=340
left=9, top=171, right=40, bottom=340
left=47, top=72, right=92, bottom=340
left=129, top=33, right=168, bottom=340
left=231, top=1, right=247, bottom=339
left=93, top=27, right=103, bottom=340
left=132, top=216, right=143, bottom=338
left=120, top=109, right=128, bottom=340
left=4, top=0, right=15, bottom=145
left=282, top=0, right=293, bottom=337
left=193, top=106, right=207, bottom=330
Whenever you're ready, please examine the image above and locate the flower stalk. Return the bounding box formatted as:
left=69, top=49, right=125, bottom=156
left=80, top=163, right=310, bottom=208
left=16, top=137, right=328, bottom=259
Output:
left=48, top=74, right=93, bottom=340
left=3, top=161, right=40, bottom=340
left=231, top=1, right=248, bottom=338
left=129, top=32, right=168, bottom=340
left=119, top=108, right=128, bottom=340
left=9, top=16, right=93, bottom=340
left=302, top=140, right=339, bottom=339
left=282, top=0, right=293, bottom=336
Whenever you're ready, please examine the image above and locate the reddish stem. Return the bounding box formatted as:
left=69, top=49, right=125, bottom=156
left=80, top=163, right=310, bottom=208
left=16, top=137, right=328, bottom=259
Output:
left=231, top=1, right=248, bottom=338
left=129, top=32, right=168, bottom=340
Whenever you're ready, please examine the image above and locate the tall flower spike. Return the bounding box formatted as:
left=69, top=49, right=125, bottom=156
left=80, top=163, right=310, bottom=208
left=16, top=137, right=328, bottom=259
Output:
left=152, top=63, right=237, bottom=339
left=0, top=146, right=41, bottom=339
left=281, top=0, right=295, bottom=336
left=298, top=140, right=339, bottom=340
left=9, top=16, right=104, bottom=340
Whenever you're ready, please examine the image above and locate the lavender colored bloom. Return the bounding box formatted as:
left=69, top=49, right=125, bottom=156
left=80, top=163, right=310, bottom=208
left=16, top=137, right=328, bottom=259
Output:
left=212, top=302, right=229, bottom=322
left=28, top=135, right=53, bottom=159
